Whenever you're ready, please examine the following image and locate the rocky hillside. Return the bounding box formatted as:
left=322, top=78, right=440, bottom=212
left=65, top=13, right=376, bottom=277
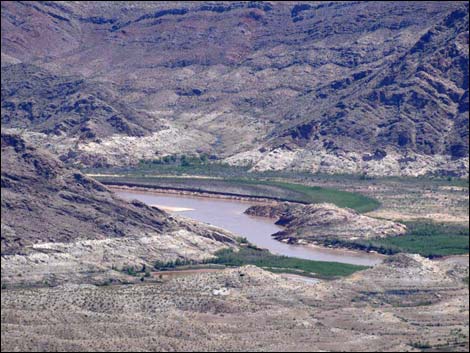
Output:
left=1, top=64, right=162, bottom=139
left=1, top=1, right=468, bottom=176
left=245, top=202, right=406, bottom=246
left=1, top=132, right=235, bottom=286
left=2, top=255, right=468, bottom=351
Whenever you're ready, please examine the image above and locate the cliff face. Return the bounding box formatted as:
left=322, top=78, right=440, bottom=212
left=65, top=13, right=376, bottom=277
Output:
left=1, top=1, right=468, bottom=176
left=1, top=132, right=235, bottom=285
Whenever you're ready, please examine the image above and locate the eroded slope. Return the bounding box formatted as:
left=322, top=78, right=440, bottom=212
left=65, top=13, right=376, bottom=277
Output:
left=1, top=133, right=235, bottom=286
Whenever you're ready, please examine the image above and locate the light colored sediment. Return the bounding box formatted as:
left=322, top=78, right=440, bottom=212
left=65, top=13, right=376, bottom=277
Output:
left=1, top=255, right=468, bottom=352
left=225, top=147, right=469, bottom=178
left=0, top=227, right=234, bottom=287
left=151, top=205, right=195, bottom=212
left=367, top=209, right=470, bottom=223
left=286, top=176, right=469, bottom=225
left=77, top=126, right=216, bottom=166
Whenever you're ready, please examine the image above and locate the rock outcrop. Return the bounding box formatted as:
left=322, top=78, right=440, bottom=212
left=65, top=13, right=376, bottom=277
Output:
left=245, top=202, right=406, bottom=245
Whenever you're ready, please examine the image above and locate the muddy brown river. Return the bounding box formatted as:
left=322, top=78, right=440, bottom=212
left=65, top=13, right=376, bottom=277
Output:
left=115, top=189, right=384, bottom=266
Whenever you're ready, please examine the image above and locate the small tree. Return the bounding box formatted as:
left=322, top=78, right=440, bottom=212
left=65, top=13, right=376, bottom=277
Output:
left=180, top=155, right=190, bottom=167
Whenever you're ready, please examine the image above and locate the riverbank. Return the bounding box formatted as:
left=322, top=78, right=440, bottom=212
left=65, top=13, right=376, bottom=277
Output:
left=150, top=204, right=194, bottom=212
left=93, top=174, right=381, bottom=213
left=149, top=247, right=369, bottom=280
left=114, top=188, right=384, bottom=266
left=86, top=165, right=469, bottom=224
left=112, top=184, right=468, bottom=260
left=108, top=184, right=288, bottom=205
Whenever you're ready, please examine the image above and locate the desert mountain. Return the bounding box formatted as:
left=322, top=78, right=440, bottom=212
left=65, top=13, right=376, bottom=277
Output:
left=1, top=1, right=468, bottom=176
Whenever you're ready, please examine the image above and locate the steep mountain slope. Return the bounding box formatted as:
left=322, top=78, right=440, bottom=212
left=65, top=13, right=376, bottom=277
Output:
left=1, top=1, right=468, bottom=176
left=1, top=132, right=235, bottom=285
left=1, top=63, right=215, bottom=166
left=230, top=3, right=469, bottom=175
left=1, top=64, right=160, bottom=139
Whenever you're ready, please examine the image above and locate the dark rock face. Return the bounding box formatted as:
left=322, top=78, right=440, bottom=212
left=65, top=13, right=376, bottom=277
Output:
left=362, top=149, right=387, bottom=162
left=244, top=203, right=293, bottom=219
left=276, top=3, right=469, bottom=159
left=1, top=64, right=161, bottom=140
left=1, top=1, right=468, bottom=173
left=0, top=132, right=163, bottom=254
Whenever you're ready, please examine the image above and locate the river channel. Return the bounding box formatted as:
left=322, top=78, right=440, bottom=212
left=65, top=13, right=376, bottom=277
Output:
left=115, top=189, right=384, bottom=266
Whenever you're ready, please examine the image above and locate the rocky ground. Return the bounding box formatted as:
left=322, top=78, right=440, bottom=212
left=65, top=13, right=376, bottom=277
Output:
left=1, top=254, right=468, bottom=351
left=225, top=147, right=469, bottom=178
left=1, top=132, right=236, bottom=287
left=245, top=202, right=406, bottom=245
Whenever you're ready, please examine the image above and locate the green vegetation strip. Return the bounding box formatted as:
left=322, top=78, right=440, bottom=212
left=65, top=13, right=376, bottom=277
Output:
left=330, top=221, right=469, bottom=257
left=86, top=156, right=381, bottom=212
left=94, top=175, right=380, bottom=213
left=154, top=247, right=368, bottom=279
left=85, top=155, right=469, bottom=188
left=258, top=180, right=380, bottom=213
